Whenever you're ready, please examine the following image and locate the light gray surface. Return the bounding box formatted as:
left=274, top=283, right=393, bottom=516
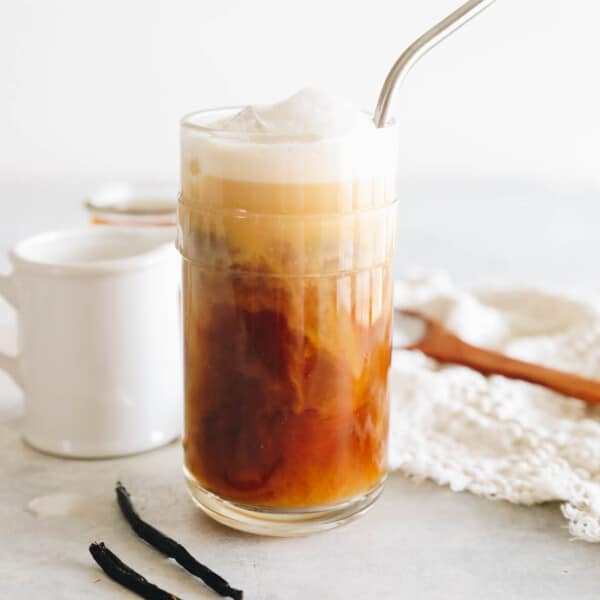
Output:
left=1, top=177, right=599, bottom=288
left=2, top=178, right=600, bottom=598
left=1, top=419, right=598, bottom=600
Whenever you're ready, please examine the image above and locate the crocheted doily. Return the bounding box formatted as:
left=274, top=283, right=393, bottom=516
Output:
left=389, top=272, right=600, bottom=542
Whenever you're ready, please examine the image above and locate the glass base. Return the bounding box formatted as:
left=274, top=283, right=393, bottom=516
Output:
left=184, top=468, right=386, bottom=537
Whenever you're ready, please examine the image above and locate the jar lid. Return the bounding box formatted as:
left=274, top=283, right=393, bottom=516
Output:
left=84, top=182, right=177, bottom=226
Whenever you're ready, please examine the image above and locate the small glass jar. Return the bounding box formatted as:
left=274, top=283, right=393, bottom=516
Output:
left=85, top=182, right=177, bottom=228
left=178, top=108, right=399, bottom=535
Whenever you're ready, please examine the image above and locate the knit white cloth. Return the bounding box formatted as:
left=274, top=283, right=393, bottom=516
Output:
left=388, top=272, right=600, bottom=542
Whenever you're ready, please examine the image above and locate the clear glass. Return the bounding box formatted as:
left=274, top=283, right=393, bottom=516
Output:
left=178, top=108, right=399, bottom=535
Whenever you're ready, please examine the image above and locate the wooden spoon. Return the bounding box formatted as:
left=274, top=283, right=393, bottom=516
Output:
left=395, top=309, right=600, bottom=405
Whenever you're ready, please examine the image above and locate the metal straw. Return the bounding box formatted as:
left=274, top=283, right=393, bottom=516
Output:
left=374, top=0, right=496, bottom=127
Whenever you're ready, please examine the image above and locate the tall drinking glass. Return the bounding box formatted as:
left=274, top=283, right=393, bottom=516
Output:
left=178, top=109, right=399, bottom=535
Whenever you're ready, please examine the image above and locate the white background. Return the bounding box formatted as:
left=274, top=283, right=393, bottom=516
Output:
left=1, top=0, right=599, bottom=185
left=0, top=0, right=599, bottom=292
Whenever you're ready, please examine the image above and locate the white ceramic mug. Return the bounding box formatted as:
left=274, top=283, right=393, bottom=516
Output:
left=0, top=227, right=182, bottom=458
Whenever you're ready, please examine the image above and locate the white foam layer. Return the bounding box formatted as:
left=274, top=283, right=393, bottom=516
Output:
left=181, top=89, right=399, bottom=183
left=209, top=88, right=374, bottom=139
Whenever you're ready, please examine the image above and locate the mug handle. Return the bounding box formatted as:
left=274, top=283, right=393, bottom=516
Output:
left=0, top=271, right=22, bottom=388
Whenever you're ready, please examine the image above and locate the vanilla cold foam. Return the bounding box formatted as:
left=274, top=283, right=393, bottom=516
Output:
left=179, top=89, right=399, bottom=532
left=181, top=88, right=398, bottom=186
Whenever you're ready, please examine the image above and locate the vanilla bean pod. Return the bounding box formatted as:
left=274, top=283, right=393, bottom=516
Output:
left=116, top=482, right=243, bottom=600
left=89, top=542, right=180, bottom=600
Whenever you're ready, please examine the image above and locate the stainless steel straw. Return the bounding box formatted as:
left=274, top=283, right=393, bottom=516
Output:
left=374, top=0, right=496, bottom=127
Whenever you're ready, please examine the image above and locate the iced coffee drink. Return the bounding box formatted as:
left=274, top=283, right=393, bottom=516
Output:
left=178, top=89, right=399, bottom=535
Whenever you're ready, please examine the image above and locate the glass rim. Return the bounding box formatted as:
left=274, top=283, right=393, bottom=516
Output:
left=180, top=106, right=398, bottom=143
